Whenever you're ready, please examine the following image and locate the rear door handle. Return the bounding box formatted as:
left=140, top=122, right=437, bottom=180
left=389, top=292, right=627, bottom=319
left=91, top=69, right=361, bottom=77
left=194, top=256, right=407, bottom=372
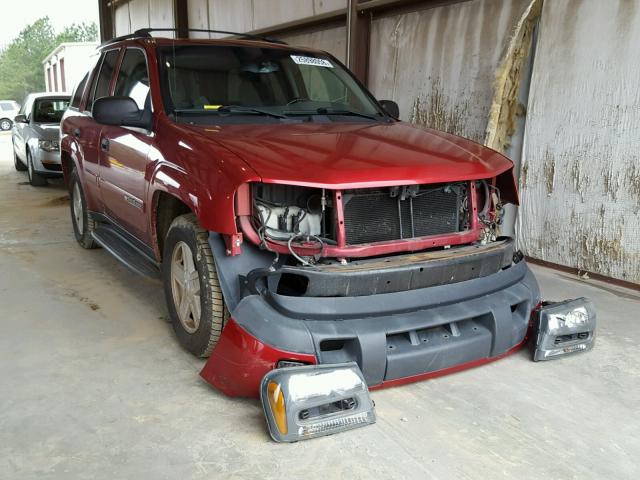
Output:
left=73, top=128, right=81, bottom=138
left=100, top=138, right=110, bottom=152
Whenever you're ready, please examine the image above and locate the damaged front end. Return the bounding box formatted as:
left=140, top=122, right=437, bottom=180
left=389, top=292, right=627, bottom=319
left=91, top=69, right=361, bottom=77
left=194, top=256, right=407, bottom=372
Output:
left=200, top=174, right=556, bottom=398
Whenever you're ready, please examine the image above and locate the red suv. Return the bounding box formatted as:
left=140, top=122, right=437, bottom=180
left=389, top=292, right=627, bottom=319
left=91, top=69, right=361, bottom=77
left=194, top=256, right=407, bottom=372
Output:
left=61, top=29, right=541, bottom=397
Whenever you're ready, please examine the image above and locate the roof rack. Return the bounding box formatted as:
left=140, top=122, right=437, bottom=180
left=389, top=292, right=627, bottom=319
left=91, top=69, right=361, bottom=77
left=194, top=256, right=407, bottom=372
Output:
left=103, top=28, right=287, bottom=46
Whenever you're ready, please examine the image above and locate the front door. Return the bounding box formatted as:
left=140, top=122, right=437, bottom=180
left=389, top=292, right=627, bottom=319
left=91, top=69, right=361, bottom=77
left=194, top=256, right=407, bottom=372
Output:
left=98, top=48, right=153, bottom=243
left=77, top=49, right=120, bottom=211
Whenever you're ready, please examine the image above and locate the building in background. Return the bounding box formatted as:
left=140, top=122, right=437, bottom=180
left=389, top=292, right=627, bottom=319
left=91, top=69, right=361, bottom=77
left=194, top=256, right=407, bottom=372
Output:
left=42, top=42, right=98, bottom=93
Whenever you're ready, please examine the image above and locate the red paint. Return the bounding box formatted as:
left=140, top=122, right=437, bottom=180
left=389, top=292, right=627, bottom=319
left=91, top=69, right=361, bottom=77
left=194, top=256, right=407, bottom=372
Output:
left=200, top=318, right=316, bottom=398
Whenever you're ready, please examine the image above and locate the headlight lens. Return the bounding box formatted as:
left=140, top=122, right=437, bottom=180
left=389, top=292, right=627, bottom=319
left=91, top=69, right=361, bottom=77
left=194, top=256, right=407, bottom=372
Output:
left=38, top=139, right=59, bottom=152
left=548, top=306, right=589, bottom=331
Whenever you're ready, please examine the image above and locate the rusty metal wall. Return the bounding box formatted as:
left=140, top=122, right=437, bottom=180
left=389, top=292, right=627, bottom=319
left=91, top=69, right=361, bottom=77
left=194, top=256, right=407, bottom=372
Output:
left=517, top=0, right=640, bottom=283
left=368, top=0, right=531, bottom=143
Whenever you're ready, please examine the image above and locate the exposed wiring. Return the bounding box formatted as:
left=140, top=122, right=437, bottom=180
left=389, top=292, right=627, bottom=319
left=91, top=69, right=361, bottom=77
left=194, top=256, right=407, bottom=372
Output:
left=287, top=234, right=325, bottom=267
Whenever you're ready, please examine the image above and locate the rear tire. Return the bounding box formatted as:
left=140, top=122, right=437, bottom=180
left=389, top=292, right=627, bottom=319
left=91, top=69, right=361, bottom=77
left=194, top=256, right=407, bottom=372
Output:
left=0, top=118, right=11, bottom=131
left=27, top=151, right=47, bottom=187
left=163, top=213, right=228, bottom=358
left=69, top=169, right=98, bottom=249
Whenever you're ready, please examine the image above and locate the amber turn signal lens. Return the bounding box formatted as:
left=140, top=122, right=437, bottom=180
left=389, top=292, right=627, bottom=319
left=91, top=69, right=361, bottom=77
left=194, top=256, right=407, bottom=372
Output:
left=267, top=381, right=287, bottom=435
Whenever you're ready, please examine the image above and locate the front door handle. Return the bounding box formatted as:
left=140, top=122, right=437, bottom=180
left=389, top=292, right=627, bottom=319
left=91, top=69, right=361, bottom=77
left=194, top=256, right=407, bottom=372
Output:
left=73, top=128, right=81, bottom=138
left=100, top=138, right=110, bottom=152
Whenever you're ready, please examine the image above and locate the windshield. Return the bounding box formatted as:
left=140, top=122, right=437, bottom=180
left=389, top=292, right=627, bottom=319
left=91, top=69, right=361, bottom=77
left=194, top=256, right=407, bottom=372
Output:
left=157, top=45, right=386, bottom=124
left=32, top=98, right=70, bottom=124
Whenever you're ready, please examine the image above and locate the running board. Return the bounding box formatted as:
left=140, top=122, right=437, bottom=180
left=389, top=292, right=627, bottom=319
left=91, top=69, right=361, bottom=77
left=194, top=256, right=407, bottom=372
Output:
left=92, top=225, right=161, bottom=280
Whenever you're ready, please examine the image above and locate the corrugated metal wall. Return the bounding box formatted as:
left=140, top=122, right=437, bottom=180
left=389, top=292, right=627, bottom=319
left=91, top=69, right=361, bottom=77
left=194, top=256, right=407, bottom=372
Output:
left=368, top=0, right=530, bottom=143
left=517, top=0, right=640, bottom=283
left=186, top=0, right=346, bottom=37
left=114, top=0, right=175, bottom=37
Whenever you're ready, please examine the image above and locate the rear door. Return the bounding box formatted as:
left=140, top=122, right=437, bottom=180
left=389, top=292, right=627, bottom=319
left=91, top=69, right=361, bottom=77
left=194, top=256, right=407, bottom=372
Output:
left=97, top=47, right=153, bottom=243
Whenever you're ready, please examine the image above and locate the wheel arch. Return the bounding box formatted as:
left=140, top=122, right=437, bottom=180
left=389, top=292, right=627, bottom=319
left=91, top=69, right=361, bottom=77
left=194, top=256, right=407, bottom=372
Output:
left=152, top=190, right=193, bottom=261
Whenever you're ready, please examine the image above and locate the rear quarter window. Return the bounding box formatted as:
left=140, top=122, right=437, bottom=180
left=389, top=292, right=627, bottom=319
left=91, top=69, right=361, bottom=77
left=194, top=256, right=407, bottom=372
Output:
left=70, top=73, right=89, bottom=109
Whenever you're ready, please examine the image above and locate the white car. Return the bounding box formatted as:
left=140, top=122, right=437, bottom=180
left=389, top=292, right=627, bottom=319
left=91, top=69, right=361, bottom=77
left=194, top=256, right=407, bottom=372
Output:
left=0, top=100, right=20, bottom=131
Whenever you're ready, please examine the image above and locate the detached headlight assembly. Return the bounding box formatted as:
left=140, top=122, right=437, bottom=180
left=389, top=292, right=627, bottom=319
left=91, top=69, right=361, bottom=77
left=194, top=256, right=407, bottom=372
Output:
left=260, top=362, right=376, bottom=442
left=38, top=140, right=59, bottom=152
left=534, top=298, right=596, bottom=361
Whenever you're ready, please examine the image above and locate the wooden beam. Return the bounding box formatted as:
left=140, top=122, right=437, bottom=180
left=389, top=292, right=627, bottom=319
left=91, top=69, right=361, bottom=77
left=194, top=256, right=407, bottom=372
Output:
left=174, top=0, right=189, bottom=39
left=347, top=0, right=371, bottom=85
left=98, top=0, right=115, bottom=42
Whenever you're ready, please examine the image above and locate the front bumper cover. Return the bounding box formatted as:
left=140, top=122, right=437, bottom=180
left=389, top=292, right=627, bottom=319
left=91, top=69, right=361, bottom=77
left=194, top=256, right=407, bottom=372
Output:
left=201, top=236, right=541, bottom=397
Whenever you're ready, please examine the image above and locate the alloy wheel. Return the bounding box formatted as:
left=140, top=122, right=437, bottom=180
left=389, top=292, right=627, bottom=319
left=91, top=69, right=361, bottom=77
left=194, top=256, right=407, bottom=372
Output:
left=0, top=119, right=11, bottom=131
left=72, top=183, right=84, bottom=233
left=170, top=241, right=201, bottom=334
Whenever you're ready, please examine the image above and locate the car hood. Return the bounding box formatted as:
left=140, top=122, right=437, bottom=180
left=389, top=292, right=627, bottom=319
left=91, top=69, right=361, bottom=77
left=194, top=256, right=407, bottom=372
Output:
left=184, top=121, right=512, bottom=188
left=31, top=124, right=61, bottom=141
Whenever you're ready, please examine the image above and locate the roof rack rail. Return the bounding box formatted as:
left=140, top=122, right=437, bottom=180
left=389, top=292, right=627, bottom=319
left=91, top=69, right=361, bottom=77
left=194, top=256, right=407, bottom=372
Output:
left=102, top=28, right=287, bottom=46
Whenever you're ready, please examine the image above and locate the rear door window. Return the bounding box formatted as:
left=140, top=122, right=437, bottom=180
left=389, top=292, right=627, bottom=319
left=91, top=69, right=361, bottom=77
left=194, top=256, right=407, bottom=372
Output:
left=114, top=49, right=150, bottom=110
left=87, top=49, right=119, bottom=113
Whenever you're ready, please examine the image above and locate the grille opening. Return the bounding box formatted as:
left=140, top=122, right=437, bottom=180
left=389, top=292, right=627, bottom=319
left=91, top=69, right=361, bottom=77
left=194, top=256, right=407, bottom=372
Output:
left=277, top=273, right=309, bottom=296
left=320, top=339, right=346, bottom=352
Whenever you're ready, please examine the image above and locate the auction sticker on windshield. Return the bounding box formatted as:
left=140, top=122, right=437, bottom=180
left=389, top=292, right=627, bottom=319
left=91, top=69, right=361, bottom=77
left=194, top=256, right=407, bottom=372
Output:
left=290, top=55, right=334, bottom=68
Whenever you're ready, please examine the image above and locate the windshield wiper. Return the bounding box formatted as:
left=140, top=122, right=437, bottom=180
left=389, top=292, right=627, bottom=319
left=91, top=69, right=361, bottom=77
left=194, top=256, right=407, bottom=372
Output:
left=173, top=106, right=287, bottom=119
left=218, top=105, right=287, bottom=119
left=314, top=108, right=381, bottom=121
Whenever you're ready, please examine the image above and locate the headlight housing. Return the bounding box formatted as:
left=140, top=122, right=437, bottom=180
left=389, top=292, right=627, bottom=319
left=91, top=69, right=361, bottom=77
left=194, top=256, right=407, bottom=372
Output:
left=260, top=362, right=376, bottom=442
left=534, top=298, right=596, bottom=361
left=38, top=139, right=59, bottom=152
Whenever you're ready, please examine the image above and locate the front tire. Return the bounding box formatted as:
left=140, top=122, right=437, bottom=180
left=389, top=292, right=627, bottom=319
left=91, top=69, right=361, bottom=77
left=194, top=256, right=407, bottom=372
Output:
left=69, top=169, right=98, bottom=249
left=163, top=213, right=228, bottom=357
left=27, top=151, right=47, bottom=186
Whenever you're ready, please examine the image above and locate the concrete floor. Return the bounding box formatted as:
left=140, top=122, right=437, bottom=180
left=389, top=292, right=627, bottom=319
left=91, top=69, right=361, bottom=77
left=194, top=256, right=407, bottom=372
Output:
left=0, top=131, right=639, bottom=480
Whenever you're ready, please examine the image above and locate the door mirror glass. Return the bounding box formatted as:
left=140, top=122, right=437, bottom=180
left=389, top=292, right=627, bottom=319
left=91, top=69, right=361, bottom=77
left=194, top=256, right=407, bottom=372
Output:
left=93, top=96, right=149, bottom=129
left=379, top=100, right=399, bottom=118
left=14, top=114, right=27, bottom=123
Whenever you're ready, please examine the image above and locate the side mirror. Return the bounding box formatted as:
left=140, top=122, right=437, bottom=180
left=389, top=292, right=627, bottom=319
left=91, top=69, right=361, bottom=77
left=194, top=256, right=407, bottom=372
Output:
left=14, top=114, right=28, bottom=124
left=379, top=100, right=399, bottom=119
left=93, top=96, right=150, bottom=129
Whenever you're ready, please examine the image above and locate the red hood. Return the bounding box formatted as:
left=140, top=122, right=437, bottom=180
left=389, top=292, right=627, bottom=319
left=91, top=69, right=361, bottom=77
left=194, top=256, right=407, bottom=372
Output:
left=184, top=121, right=512, bottom=188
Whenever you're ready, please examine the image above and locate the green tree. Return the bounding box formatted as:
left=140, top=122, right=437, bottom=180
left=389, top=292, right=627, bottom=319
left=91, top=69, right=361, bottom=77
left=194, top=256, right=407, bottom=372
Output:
left=0, top=17, right=98, bottom=102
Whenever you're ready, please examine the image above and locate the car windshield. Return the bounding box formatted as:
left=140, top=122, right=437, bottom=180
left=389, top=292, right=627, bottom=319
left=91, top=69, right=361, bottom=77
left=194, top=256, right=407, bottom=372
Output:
left=32, top=98, right=70, bottom=124
left=157, top=44, right=386, bottom=124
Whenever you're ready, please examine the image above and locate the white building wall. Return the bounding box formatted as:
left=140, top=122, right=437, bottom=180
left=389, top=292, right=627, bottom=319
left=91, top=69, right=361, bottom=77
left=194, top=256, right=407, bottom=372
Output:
left=517, top=0, right=640, bottom=283
left=43, top=44, right=98, bottom=94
